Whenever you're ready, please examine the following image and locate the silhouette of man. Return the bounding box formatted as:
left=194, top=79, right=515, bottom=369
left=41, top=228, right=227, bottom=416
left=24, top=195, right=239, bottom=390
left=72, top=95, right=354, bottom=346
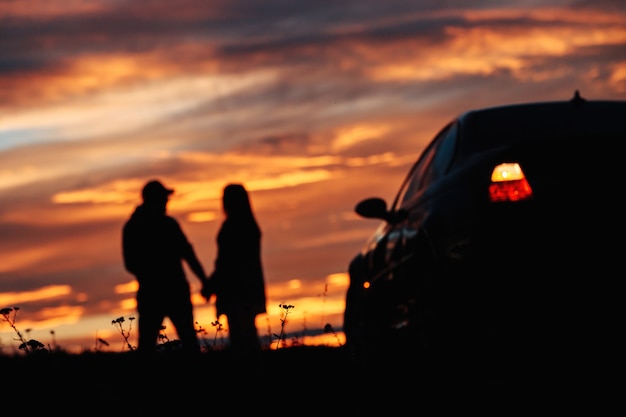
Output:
left=122, top=179, right=208, bottom=354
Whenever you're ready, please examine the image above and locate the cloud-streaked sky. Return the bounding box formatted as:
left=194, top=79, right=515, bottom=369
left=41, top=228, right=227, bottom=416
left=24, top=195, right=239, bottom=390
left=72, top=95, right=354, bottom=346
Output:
left=1, top=0, right=625, bottom=353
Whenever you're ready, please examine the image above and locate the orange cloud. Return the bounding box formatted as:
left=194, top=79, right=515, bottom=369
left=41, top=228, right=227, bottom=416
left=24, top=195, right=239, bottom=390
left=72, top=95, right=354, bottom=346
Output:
left=332, top=124, right=391, bottom=152
left=366, top=14, right=626, bottom=82
left=0, top=286, right=72, bottom=307
left=114, top=281, right=138, bottom=295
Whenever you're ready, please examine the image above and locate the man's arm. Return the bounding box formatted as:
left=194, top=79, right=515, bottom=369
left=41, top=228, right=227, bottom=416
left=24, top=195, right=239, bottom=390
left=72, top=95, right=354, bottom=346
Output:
left=169, top=217, right=209, bottom=288
left=184, top=242, right=208, bottom=283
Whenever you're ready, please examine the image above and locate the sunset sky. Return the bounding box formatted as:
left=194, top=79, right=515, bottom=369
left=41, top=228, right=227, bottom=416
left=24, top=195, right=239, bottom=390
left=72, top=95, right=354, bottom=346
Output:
left=1, top=0, right=625, bottom=354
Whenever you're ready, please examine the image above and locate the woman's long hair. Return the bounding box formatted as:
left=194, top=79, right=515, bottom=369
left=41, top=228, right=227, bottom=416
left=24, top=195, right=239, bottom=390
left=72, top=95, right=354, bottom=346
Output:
left=222, top=183, right=255, bottom=221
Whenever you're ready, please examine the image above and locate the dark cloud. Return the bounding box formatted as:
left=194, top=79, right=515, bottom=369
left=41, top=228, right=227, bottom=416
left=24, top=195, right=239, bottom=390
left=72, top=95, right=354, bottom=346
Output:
left=570, top=0, right=626, bottom=11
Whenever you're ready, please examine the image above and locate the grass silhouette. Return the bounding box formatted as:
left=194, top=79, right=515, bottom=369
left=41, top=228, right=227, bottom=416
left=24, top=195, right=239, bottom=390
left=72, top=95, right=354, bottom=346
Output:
left=1, top=303, right=343, bottom=356
left=1, top=302, right=556, bottom=408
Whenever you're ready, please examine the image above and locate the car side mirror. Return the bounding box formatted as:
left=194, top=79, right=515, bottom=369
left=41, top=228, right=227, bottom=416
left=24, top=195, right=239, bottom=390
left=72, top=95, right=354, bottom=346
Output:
left=355, top=197, right=387, bottom=219
left=355, top=197, right=409, bottom=225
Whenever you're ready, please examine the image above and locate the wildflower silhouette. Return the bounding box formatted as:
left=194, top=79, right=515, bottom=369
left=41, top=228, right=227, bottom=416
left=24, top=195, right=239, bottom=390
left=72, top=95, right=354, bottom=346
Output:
left=1, top=307, right=46, bottom=355
left=324, top=323, right=343, bottom=347
left=195, top=321, right=210, bottom=352
left=111, top=316, right=136, bottom=351
left=156, top=325, right=183, bottom=352
left=157, top=325, right=170, bottom=344
left=211, top=320, right=224, bottom=349
left=320, top=283, right=328, bottom=328
left=95, top=337, right=110, bottom=352
left=20, top=339, right=45, bottom=353
left=49, top=330, right=58, bottom=352
left=274, top=303, right=295, bottom=350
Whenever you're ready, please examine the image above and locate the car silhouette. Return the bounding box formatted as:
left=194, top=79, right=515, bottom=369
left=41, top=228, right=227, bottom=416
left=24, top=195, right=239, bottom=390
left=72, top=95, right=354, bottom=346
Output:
left=343, top=91, right=625, bottom=376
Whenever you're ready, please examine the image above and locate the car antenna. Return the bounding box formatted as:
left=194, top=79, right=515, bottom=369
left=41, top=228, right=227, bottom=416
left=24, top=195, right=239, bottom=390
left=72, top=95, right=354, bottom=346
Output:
left=570, top=90, right=586, bottom=105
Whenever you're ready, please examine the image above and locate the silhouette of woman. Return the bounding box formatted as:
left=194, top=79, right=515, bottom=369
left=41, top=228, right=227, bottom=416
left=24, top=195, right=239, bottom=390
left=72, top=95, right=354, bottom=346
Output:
left=203, top=183, right=267, bottom=358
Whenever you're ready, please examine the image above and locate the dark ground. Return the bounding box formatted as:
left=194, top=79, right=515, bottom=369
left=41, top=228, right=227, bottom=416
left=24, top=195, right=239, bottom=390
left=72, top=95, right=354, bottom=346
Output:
left=2, top=321, right=615, bottom=415
left=3, top=344, right=614, bottom=412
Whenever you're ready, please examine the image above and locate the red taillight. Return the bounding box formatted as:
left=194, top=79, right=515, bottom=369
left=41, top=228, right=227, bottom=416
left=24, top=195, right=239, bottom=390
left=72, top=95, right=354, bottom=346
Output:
left=489, top=162, right=533, bottom=202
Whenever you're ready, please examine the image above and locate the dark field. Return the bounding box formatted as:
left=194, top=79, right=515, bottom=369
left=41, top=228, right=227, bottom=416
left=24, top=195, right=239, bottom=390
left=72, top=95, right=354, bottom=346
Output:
left=4, top=344, right=615, bottom=415
left=3, top=343, right=602, bottom=409
left=4, top=345, right=507, bottom=403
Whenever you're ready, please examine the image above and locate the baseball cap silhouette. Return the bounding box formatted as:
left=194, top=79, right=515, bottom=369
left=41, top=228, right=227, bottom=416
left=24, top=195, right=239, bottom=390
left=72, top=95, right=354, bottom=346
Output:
left=142, top=180, right=174, bottom=201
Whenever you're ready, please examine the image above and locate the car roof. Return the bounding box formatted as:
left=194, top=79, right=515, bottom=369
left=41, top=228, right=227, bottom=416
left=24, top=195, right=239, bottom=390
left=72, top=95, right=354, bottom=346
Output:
left=455, top=91, right=626, bottom=152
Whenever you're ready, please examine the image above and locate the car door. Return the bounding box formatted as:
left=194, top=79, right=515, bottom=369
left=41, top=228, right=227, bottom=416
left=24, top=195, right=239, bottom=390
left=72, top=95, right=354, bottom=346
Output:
left=374, top=122, right=458, bottom=331
left=384, top=123, right=456, bottom=279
